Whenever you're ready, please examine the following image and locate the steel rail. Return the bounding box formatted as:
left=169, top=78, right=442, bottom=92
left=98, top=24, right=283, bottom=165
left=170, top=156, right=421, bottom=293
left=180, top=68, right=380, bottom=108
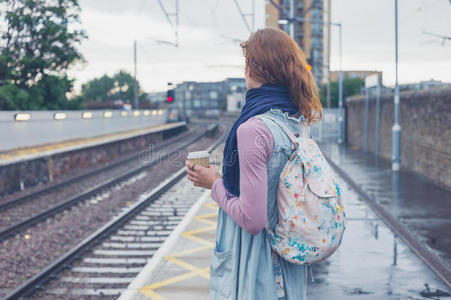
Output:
left=0, top=128, right=207, bottom=242
left=0, top=124, right=195, bottom=212
left=3, top=123, right=226, bottom=300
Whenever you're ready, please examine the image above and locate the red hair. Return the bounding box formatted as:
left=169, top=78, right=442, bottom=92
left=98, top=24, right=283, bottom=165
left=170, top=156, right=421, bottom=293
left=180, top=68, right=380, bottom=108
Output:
left=240, top=27, right=322, bottom=124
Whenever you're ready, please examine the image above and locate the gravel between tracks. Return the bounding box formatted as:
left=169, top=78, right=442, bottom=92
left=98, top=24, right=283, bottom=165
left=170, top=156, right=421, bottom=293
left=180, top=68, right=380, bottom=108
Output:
left=0, top=128, right=220, bottom=298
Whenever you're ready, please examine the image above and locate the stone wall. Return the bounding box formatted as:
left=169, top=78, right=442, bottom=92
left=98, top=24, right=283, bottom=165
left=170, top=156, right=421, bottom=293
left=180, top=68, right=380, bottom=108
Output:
left=345, top=87, right=451, bottom=190
left=0, top=124, right=187, bottom=197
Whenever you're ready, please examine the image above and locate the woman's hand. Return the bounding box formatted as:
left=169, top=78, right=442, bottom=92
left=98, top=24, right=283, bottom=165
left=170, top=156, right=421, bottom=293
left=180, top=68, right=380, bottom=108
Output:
left=186, top=161, right=221, bottom=189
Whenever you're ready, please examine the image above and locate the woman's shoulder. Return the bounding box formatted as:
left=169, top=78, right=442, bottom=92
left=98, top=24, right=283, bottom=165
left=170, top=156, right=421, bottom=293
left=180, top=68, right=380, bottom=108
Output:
left=237, top=117, right=274, bottom=158
left=237, top=117, right=272, bottom=138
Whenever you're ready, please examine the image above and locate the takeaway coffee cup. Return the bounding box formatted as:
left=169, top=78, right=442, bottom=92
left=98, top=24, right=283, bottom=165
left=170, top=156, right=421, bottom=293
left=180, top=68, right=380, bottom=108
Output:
left=186, top=151, right=210, bottom=168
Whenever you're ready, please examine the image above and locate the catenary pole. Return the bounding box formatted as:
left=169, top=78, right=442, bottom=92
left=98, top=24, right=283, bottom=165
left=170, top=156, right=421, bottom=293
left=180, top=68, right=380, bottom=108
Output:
left=133, top=40, right=138, bottom=109
left=392, top=0, right=401, bottom=171
left=337, top=23, right=344, bottom=143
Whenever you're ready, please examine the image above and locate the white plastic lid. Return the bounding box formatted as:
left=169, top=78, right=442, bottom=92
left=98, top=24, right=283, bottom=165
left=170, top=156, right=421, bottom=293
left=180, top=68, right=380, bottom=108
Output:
left=187, top=151, right=210, bottom=159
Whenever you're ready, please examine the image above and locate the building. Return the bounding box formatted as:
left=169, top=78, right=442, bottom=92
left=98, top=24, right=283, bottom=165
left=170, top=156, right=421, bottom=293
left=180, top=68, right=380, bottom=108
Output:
left=227, top=92, right=246, bottom=112
left=171, top=78, right=246, bottom=117
left=265, top=0, right=331, bottom=87
left=329, top=70, right=383, bottom=83
left=142, top=91, right=166, bottom=105
left=224, top=77, right=247, bottom=94
left=399, top=79, right=451, bottom=91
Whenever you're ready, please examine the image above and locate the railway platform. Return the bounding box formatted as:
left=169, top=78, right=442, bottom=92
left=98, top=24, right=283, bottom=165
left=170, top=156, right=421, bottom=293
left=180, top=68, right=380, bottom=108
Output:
left=0, top=122, right=186, bottom=165
left=117, top=144, right=450, bottom=300
left=118, top=190, right=216, bottom=300
left=0, top=121, right=187, bottom=198
left=0, top=109, right=170, bottom=153
left=319, top=142, right=451, bottom=287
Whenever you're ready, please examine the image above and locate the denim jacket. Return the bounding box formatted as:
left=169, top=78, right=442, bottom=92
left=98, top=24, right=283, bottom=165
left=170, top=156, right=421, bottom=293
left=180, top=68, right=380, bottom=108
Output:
left=210, top=108, right=308, bottom=300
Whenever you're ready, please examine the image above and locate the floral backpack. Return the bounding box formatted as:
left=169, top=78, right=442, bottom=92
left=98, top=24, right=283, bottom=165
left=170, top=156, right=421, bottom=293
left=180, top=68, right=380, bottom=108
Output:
left=261, top=115, right=347, bottom=265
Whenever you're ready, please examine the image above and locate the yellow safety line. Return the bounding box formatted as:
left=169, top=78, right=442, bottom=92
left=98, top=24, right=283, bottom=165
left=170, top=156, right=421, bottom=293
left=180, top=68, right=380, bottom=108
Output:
left=139, top=289, right=167, bottom=300
left=166, top=245, right=212, bottom=257
left=194, top=216, right=217, bottom=226
left=203, top=202, right=218, bottom=209
left=165, top=257, right=210, bottom=279
left=180, top=232, right=215, bottom=247
left=139, top=201, right=218, bottom=299
left=139, top=267, right=210, bottom=299
left=181, top=225, right=215, bottom=236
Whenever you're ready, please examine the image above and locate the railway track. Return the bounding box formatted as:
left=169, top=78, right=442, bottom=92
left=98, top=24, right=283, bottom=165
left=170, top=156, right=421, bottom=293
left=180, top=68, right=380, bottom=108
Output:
left=3, top=124, right=225, bottom=299
left=0, top=124, right=198, bottom=212
left=0, top=125, right=210, bottom=243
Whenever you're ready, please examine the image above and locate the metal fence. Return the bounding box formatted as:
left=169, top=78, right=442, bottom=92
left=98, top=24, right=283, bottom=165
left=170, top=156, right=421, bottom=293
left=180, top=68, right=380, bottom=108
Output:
left=311, top=108, right=342, bottom=143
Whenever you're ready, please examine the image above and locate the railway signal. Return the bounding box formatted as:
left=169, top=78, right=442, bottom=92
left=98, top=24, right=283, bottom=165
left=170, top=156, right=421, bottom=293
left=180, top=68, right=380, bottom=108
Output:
left=167, top=88, right=175, bottom=103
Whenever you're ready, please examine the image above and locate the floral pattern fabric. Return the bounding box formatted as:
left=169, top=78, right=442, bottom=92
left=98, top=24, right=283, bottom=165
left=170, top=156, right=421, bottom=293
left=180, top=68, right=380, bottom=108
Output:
left=257, top=115, right=347, bottom=265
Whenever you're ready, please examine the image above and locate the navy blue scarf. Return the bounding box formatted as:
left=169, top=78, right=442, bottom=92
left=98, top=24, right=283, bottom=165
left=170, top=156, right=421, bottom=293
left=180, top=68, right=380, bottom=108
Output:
left=222, top=84, right=299, bottom=198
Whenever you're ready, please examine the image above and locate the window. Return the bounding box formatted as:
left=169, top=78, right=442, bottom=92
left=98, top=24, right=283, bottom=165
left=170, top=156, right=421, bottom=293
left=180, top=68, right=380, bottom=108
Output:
left=210, top=91, right=218, bottom=99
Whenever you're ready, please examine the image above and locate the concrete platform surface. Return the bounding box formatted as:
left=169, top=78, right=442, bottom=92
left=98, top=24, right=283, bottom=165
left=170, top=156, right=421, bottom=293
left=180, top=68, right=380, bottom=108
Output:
left=119, top=172, right=450, bottom=299
left=119, top=190, right=216, bottom=300
left=319, top=142, right=451, bottom=287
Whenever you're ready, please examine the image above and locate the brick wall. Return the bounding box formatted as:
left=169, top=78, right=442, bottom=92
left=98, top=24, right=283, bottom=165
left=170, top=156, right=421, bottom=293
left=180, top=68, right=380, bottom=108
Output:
left=345, top=87, right=451, bottom=190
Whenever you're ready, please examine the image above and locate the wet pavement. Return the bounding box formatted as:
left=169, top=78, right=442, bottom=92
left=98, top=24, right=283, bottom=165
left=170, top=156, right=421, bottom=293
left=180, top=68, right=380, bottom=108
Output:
left=307, top=179, right=451, bottom=299
left=120, top=142, right=451, bottom=299
left=318, top=143, right=451, bottom=268
left=307, top=141, right=451, bottom=299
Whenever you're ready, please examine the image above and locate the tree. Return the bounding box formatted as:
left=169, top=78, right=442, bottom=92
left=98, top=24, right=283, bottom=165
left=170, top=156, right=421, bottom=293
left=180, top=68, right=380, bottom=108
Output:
left=0, top=0, right=87, bottom=110
left=112, top=71, right=136, bottom=101
left=80, top=71, right=140, bottom=102
left=320, top=77, right=364, bottom=108
left=80, top=75, right=115, bottom=102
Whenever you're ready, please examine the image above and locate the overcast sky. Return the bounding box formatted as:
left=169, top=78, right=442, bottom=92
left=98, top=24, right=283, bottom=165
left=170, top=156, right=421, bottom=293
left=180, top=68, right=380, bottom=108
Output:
left=69, top=0, right=451, bottom=93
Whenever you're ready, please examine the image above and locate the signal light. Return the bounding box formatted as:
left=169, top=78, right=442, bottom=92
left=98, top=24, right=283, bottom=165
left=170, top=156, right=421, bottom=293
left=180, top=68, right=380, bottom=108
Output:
left=167, top=89, right=175, bottom=103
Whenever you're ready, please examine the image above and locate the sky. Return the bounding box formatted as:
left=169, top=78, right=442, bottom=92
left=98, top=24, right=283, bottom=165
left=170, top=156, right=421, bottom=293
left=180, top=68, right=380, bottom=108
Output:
left=68, top=0, right=451, bottom=93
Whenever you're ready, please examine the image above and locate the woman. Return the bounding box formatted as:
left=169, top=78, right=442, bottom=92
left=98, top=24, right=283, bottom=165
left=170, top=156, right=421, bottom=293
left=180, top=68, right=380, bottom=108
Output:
left=186, top=27, right=322, bottom=300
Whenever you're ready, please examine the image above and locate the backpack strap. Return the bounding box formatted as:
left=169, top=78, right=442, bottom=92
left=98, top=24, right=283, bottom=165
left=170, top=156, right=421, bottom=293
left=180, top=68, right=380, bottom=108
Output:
left=257, top=114, right=311, bottom=146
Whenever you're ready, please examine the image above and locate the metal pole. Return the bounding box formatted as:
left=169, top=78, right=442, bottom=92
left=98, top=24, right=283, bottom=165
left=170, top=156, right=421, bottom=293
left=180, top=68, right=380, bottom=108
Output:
left=133, top=40, right=138, bottom=109
left=252, top=0, right=256, bottom=32
left=375, top=73, right=381, bottom=157
left=392, top=0, right=402, bottom=171
left=338, top=24, right=344, bottom=143
left=326, top=79, right=331, bottom=108
left=364, top=87, right=369, bottom=152
left=175, top=0, right=179, bottom=47
left=290, top=0, right=295, bottom=38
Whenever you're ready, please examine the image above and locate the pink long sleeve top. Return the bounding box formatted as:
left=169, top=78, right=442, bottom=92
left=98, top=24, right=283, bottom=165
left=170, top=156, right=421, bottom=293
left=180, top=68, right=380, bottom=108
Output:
left=211, top=117, right=274, bottom=235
